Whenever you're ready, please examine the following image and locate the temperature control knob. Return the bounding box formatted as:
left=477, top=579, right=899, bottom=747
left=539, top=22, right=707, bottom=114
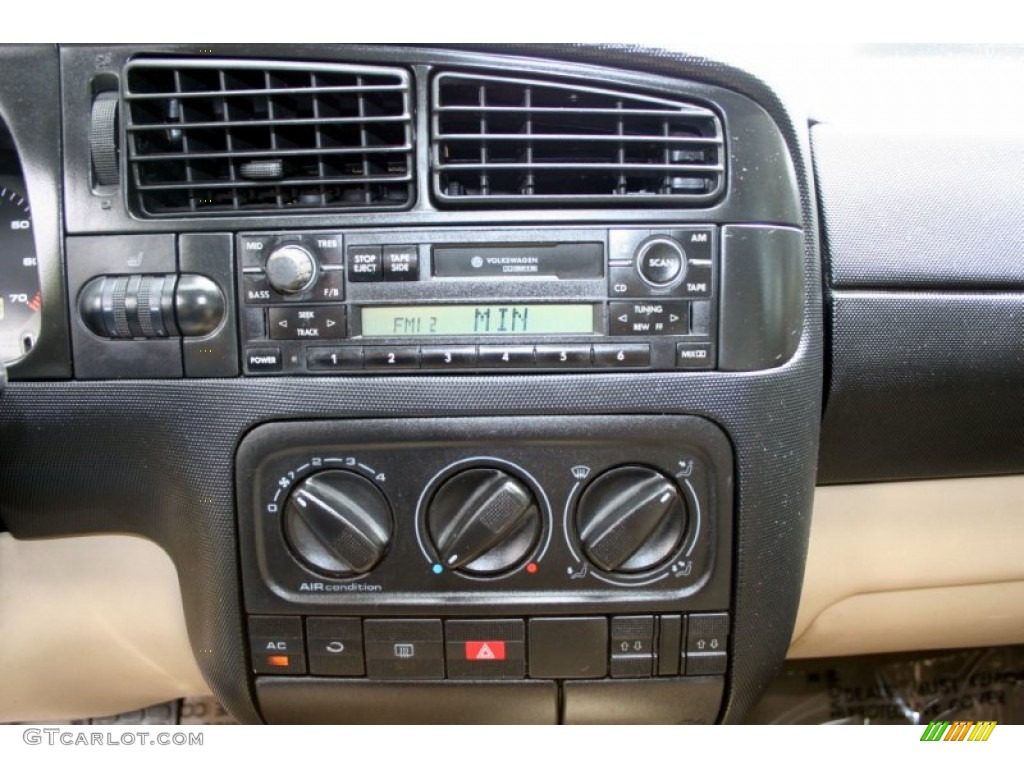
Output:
left=427, top=468, right=541, bottom=576
left=265, top=244, right=316, bottom=294
left=576, top=466, right=687, bottom=574
left=282, top=470, right=393, bottom=578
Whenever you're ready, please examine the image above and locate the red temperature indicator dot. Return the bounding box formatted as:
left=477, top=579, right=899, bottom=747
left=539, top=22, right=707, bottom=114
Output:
left=526, top=563, right=538, bottom=574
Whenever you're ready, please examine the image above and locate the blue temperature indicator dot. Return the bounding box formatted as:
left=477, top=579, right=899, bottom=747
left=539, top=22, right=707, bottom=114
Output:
left=431, top=563, right=443, bottom=575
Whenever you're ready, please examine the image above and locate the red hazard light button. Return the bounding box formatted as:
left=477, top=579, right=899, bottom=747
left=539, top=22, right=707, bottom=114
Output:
left=465, top=641, right=506, bottom=661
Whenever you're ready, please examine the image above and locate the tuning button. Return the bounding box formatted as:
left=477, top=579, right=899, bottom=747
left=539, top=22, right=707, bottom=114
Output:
left=427, top=468, right=541, bottom=576
left=282, top=470, right=393, bottom=578
left=576, top=466, right=688, bottom=574
left=265, top=244, right=317, bottom=294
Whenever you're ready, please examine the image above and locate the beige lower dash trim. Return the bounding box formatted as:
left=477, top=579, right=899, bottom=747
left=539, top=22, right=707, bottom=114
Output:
left=0, top=533, right=211, bottom=722
left=791, top=476, right=1024, bottom=658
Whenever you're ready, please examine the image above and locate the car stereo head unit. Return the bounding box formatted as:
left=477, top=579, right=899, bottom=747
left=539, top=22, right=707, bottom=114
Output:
left=238, top=226, right=718, bottom=375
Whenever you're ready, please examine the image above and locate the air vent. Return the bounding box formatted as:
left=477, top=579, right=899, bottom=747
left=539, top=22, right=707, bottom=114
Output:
left=123, top=60, right=414, bottom=216
left=431, top=73, right=724, bottom=206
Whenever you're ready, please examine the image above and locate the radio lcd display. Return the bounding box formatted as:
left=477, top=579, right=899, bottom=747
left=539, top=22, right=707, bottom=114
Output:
left=360, top=304, right=596, bottom=337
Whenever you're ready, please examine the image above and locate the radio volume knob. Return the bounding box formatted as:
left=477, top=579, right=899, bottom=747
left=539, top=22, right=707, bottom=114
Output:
left=427, top=468, right=541, bottom=576
left=282, top=470, right=393, bottom=578
left=575, top=466, right=687, bottom=574
left=265, top=244, right=317, bottom=294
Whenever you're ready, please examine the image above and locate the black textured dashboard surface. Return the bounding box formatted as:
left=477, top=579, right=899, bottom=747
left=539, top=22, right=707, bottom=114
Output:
left=814, top=124, right=1024, bottom=289
left=0, top=44, right=822, bottom=724
left=819, top=292, right=1024, bottom=483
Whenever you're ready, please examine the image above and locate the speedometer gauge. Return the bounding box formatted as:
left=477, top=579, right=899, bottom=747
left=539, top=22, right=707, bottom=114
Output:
left=0, top=183, right=40, bottom=364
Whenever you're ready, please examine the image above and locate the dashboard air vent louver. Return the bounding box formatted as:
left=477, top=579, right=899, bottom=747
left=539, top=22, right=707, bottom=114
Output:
left=123, top=60, right=414, bottom=216
left=431, top=73, right=724, bottom=206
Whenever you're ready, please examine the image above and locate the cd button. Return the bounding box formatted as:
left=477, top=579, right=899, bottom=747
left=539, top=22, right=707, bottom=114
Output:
left=421, top=345, right=478, bottom=369
left=478, top=345, right=536, bottom=368
left=535, top=344, right=592, bottom=367
left=348, top=246, right=382, bottom=282
left=364, top=346, right=420, bottom=369
left=307, top=347, right=363, bottom=371
left=382, top=245, right=420, bottom=281
left=593, top=343, right=651, bottom=368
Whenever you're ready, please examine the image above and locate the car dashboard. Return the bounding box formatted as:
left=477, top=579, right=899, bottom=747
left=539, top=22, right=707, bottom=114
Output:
left=0, top=43, right=1021, bottom=725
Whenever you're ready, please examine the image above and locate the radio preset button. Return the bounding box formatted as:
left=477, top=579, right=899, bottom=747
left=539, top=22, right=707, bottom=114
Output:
left=478, top=346, right=536, bottom=368
left=382, top=245, right=420, bottom=281
left=421, top=345, right=478, bottom=369
left=535, top=344, right=592, bottom=367
left=610, top=301, right=689, bottom=336
left=348, top=246, right=383, bottom=282
left=364, top=346, right=420, bottom=369
left=593, top=343, right=651, bottom=368
left=307, top=347, right=364, bottom=371
left=637, top=237, right=686, bottom=287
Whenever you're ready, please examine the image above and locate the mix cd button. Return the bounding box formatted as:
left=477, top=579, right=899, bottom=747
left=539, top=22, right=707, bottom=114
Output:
left=676, top=342, right=714, bottom=369
left=268, top=306, right=346, bottom=340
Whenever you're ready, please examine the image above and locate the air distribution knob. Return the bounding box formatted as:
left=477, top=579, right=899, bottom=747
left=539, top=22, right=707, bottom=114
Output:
left=427, top=468, right=541, bottom=576
left=265, top=244, right=316, bottom=294
left=282, top=470, right=393, bottom=578
left=576, top=466, right=688, bottom=574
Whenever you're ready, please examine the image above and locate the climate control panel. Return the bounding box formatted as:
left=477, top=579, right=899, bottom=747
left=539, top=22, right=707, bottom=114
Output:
left=237, top=415, right=732, bottom=615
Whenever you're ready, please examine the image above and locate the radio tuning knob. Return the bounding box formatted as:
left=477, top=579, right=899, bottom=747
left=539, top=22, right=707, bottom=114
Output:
left=265, top=243, right=317, bottom=294
left=427, top=468, right=541, bottom=576
left=282, top=470, right=393, bottom=578
left=575, top=466, right=688, bottom=574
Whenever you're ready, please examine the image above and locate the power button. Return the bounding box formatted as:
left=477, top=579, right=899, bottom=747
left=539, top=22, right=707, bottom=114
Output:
left=636, top=237, right=686, bottom=287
